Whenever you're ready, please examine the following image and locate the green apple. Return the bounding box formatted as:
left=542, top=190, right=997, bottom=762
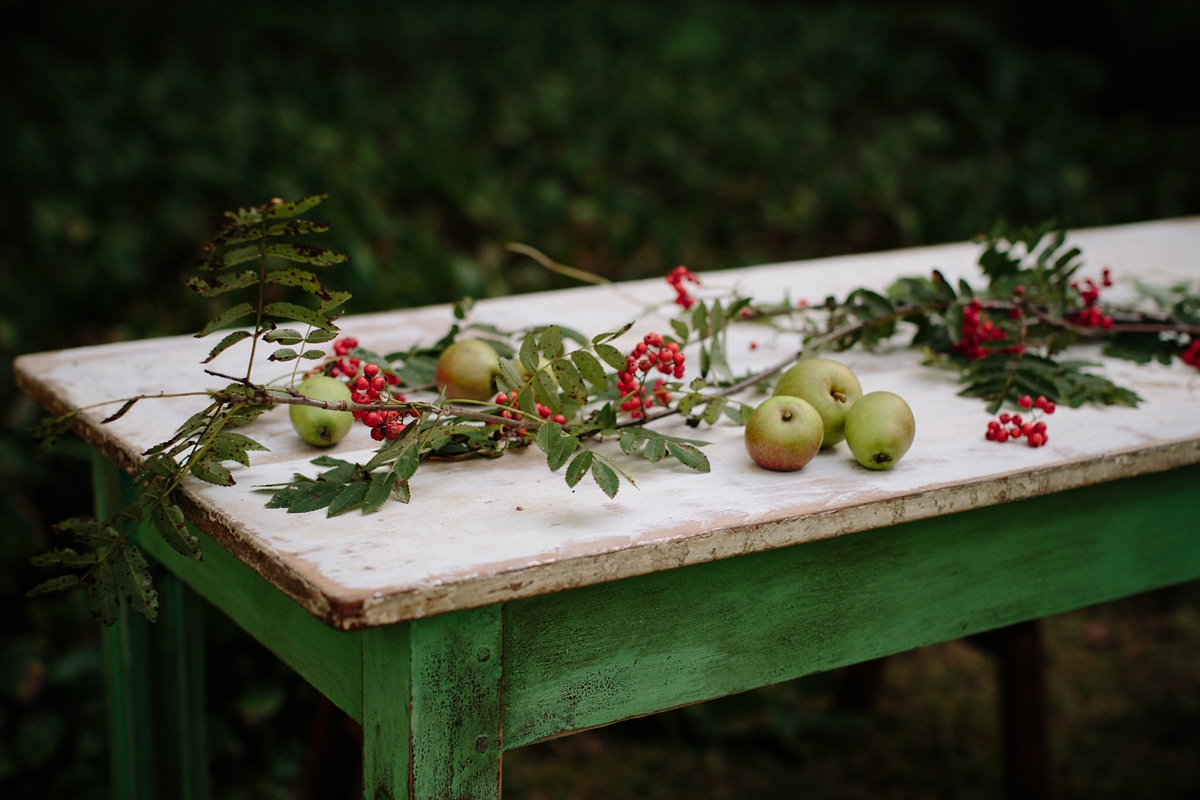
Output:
left=743, top=395, right=825, bottom=471
left=435, top=339, right=501, bottom=402
left=289, top=375, right=353, bottom=447
left=844, top=391, right=916, bottom=470
left=773, top=357, right=863, bottom=446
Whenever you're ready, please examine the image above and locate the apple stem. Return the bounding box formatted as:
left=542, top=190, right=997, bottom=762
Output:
left=831, top=391, right=847, bottom=403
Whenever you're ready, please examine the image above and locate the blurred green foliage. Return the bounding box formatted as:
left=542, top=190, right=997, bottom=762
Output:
left=1, top=0, right=1198, bottom=796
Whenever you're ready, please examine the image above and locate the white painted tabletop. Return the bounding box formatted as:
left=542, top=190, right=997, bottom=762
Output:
left=15, top=218, right=1200, bottom=629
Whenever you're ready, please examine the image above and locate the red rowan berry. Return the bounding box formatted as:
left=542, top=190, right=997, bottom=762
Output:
left=999, top=413, right=1011, bottom=424
left=371, top=376, right=386, bottom=392
left=553, top=413, right=566, bottom=425
left=673, top=366, right=685, bottom=379
left=364, top=363, right=380, bottom=378
left=370, top=427, right=385, bottom=441
left=1011, top=415, right=1023, bottom=426
left=1033, top=422, right=1047, bottom=434
left=1044, top=402, right=1056, bottom=414
left=516, top=427, right=528, bottom=437
left=997, top=430, right=1009, bottom=442
left=495, top=393, right=508, bottom=404
left=1018, top=395, right=1033, bottom=410
left=364, top=411, right=381, bottom=427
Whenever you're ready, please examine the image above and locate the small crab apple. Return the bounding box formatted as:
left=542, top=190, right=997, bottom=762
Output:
left=290, top=375, right=353, bottom=447
left=743, top=396, right=824, bottom=471
left=844, top=391, right=916, bottom=470
left=772, top=358, right=863, bottom=447
left=435, top=339, right=501, bottom=402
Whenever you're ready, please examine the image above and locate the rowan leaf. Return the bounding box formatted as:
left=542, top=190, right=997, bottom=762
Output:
left=327, top=481, right=370, bottom=517
left=26, top=575, right=80, bottom=597
left=264, top=194, right=327, bottom=220
left=265, top=267, right=331, bottom=299
left=31, top=548, right=97, bottom=567
left=393, top=444, right=420, bottom=482
left=87, top=561, right=120, bottom=626
left=570, top=350, right=607, bottom=389
left=196, top=303, right=255, bottom=337
left=591, top=460, right=619, bottom=499
left=539, top=325, right=564, bottom=358
left=667, top=442, right=711, bottom=472
left=187, top=270, right=260, bottom=297
left=269, top=348, right=299, bottom=362
left=150, top=502, right=201, bottom=560
left=195, top=245, right=260, bottom=273
left=547, top=435, right=578, bottom=472
left=202, top=329, right=254, bottom=363
left=111, top=543, right=158, bottom=622
left=191, top=459, right=234, bottom=486
left=287, top=481, right=346, bottom=513
left=266, top=219, right=329, bottom=237
left=533, top=371, right=562, bottom=414
left=565, top=450, right=594, bottom=488
left=552, top=359, right=588, bottom=402
left=362, top=471, right=397, bottom=514
left=497, top=358, right=524, bottom=394
left=266, top=243, right=349, bottom=267
left=519, top=331, right=540, bottom=372
left=537, top=421, right=563, bottom=454
left=644, top=437, right=667, bottom=463
left=262, top=302, right=339, bottom=332
left=101, top=398, right=139, bottom=424
left=594, top=343, right=627, bottom=370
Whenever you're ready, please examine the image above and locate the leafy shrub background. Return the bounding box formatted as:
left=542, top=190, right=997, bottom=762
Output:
left=1, top=1, right=1198, bottom=796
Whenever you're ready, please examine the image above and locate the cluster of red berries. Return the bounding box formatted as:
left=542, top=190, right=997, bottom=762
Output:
left=985, top=394, right=1055, bottom=447
left=1068, top=271, right=1114, bottom=329
left=956, top=299, right=1016, bottom=360
left=667, top=265, right=700, bottom=310
left=321, top=337, right=400, bottom=385
left=1182, top=339, right=1200, bottom=370
left=492, top=393, right=566, bottom=436
left=349, top=363, right=409, bottom=441
left=617, top=333, right=680, bottom=418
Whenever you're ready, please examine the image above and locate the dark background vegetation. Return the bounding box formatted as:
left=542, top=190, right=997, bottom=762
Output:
left=2, top=0, right=1199, bottom=796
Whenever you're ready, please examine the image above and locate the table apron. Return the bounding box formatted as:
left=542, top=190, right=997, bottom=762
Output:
left=500, top=463, right=1200, bottom=749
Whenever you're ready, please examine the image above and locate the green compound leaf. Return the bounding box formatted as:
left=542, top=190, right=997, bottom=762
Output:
left=101, top=398, right=139, bottom=424
left=591, top=460, right=619, bottom=499
left=262, top=302, right=339, bottom=332
left=552, top=359, right=588, bottom=403
left=533, top=371, right=562, bottom=414
left=570, top=350, right=608, bottom=389
left=539, top=325, right=564, bottom=358
left=362, top=471, right=397, bottom=514
left=187, top=270, right=260, bottom=297
left=264, top=194, right=327, bottom=220
left=287, top=481, right=346, bottom=514
left=87, top=561, right=120, bottom=626
left=196, top=303, right=255, bottom=338
left=195, top=245, right=260, bottom=273
left=266, top=219, right=330, bottom=237
left=667, top=442, right=711, bottom=473
left=497, top=358, right=524, bottom=395
left=594, top=343, right=628, bottom=370
left=519, top=330, right=540, bottom=373
left=327, top=481, right=370, bottom=517
left=547, top=435, right=579, bottom=472
left=265, top=267, right=332, bottom=299
left=190, top=459, right=234, bottom=486
left=565, top=450, right=594, bottom=488
left=266, top=243, right=349, bottom=267
left=26, top=575, right=81, bottom=598
left=536, top=421, right=564, bottom=454
left=202, top=329, right=253, bottom=363
left=151, top=502, right=202, bottom=560
left=269, top=348, right=299, bottom=362
left=111, top=543, right=158, bottom=622
left=644, top=437, right=667, bottom=463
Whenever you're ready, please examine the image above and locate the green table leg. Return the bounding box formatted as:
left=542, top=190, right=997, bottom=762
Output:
left=363, top=606, right=503, bottom=800
left=95, top=452, right=211, bottom=800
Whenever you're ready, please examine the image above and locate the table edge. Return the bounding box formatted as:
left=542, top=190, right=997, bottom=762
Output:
left=19, top=351, right=1200, bottom=629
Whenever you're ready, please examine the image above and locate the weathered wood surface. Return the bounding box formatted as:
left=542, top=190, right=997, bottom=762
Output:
left=501, top=462, right=1200, bottom=748
left=15, top=217, right=1200, bottom=629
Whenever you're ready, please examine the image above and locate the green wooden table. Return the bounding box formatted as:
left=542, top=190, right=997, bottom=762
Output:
left=16, top=217, right=1200, bottom=799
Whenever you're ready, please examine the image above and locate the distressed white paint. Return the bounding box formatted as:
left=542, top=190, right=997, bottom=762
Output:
left=15, top=217, right=1200, bottom=628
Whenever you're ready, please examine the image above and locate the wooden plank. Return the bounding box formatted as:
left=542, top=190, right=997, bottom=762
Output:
left=409, top=607, right=503, bottom=799
left=362, top=623, right=412, bottom=800
left=15, top=218, right=1200, bottom=628
left=502, top=463, right=1200, bottom=749
left=152, top=571, right=211, bottom=800
left=95, top=453, right=156, bottom=800
left=135, top=516, right=364, bottom=722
